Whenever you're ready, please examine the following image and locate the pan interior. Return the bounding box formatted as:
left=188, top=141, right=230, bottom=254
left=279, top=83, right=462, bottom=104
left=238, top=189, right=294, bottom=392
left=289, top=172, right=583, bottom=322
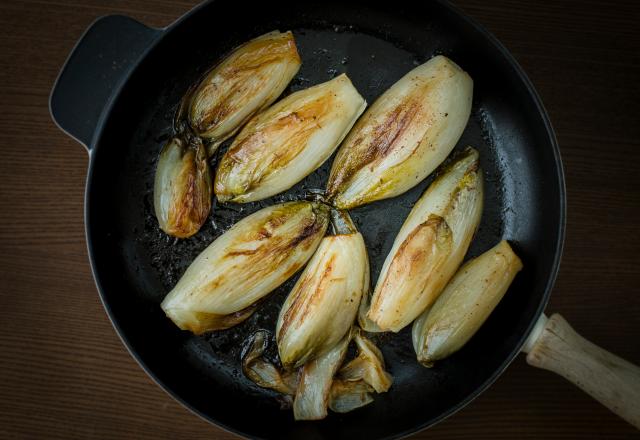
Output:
left=87, top=1, right=563, bottom=439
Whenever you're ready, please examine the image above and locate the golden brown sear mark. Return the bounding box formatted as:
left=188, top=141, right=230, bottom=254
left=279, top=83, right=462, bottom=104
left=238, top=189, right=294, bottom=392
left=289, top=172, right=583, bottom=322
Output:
left=167, top=147, right=210, bottom=238
left=277, top=253, right=337, bottom=345
left=329, top=100, right=421, bottom=194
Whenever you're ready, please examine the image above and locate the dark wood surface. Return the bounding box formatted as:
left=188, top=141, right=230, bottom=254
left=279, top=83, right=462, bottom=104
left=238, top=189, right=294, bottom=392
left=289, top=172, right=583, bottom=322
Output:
left=1, top=0, right=639, bottom=438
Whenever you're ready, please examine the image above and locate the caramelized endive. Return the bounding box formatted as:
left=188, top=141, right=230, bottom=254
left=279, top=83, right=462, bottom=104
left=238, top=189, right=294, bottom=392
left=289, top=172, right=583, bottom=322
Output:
left=215, top=75, right=366, bottom=203
left=183, top=30, right=301, bottom=155
left=277, top=210, right=369, bottom=368
left=326, top=55, right=473, bottom=209
left=153, top=135, right=212, bottom=238
left=161, top=201, right=329, bottom=334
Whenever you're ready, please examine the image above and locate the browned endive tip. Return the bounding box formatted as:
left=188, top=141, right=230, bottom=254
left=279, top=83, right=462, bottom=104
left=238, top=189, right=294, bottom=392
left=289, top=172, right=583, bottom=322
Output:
left=214, top=74, right=365, bottom=202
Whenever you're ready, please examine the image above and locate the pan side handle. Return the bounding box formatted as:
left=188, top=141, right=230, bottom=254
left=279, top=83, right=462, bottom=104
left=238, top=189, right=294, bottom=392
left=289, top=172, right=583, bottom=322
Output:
left=523, top=313, right=640, bottom=429
left=49, top=15, right=160, bottom=151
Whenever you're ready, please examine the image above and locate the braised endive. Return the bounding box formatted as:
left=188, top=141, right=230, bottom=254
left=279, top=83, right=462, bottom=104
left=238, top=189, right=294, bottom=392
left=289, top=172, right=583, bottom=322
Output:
left=161, top=201, right=329, bottom=334
left=153, top=136, right=212, bottom=238
left=363, top=147, right=484, bottom=332
left=328, top=379, right=374, bottom=414
left=216, top=75, right=366, bottom=203
left=413, top=240, right=523, bottom=366
left=277, top=210, right=369, bottom=368
left=183, top=31, right=301, bottom=155
left=326, top=55, right=473, bottom=209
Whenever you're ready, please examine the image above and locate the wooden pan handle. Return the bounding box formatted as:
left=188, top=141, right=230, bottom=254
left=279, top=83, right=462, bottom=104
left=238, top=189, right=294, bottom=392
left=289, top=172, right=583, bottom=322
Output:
left=523, top=313, right=640, bottom=429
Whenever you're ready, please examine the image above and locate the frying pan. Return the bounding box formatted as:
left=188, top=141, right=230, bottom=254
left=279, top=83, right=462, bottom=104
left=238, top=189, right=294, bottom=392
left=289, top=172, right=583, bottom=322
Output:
left=49, top=0, right=640, bottom=438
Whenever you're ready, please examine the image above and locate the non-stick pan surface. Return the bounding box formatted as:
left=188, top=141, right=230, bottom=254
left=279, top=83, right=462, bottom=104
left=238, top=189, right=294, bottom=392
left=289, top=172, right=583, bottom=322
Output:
left=58, top=1, right=564, bottom=438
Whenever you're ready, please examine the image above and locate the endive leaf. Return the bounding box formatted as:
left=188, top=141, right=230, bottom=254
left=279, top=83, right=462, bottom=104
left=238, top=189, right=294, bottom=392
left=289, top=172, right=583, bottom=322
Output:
left=412, top=240, right=523, bottom=366
left=161, top=201, right=329, bottom=334
left=215, top=74, right=366, bottom=203
left=326, top=55, right=473, bottom=209
left=366, top=147, right=484, bottom=332
left=328, top=379, right=374, bottom=413
left=184, top=31, right=301, bottom=154
left=242, top=330, right=299, bottom=395
left=338, top=328, right=392, bottom=393
left=293, top=331, right=352, bottom=420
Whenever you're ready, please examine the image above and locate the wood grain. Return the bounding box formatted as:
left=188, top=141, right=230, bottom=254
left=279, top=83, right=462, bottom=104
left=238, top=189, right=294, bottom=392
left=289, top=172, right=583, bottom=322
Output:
left=1, top=0, right=639, bottom=439
left=526, top=314, right=640, bottom=429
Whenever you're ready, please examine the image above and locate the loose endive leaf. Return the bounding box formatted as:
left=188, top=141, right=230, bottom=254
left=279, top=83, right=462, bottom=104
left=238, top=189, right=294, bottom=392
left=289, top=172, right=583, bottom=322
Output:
left=161, top=201, right=329, bottom=334
left=412, top=240, right=523, bottom=366
left=326, top=55, right=473, bottom=209
left=184, top=31, right=301, bottom=154
left=215, top=75, right=366, bottom=203
left=328, top=379, right=374, bottom=413
left=153, top=136, right=212, bottom=238
left=339, top=328, right=392, bottom=393
left=293, top=331, right=352, bottom=421
left=357, top=290, right=383, bottom=333
left=277, top=224, right=369, bottom=368
left=242, top=330, right=299, bottom=395
left=366, top=147, right=484, bottom=332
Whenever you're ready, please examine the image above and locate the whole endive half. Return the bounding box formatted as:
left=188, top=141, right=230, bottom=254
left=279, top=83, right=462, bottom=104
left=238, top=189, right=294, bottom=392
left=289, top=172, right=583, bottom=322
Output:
left=365, top=147, right=484, bottom=332
left=276, top=210, right=369, bottom=369
left=161, top=201, right=329, bottom=334
left=412, top=240, right=522, bottom=366
left=293, top=331, right=352, bottom=421
left=154, top=135, right=212, bottom=238
left=182, top=30, right=301, bottom=155
left=326, top=55, right=473, bottom=209
left=215, top=75, right=366, bottom=203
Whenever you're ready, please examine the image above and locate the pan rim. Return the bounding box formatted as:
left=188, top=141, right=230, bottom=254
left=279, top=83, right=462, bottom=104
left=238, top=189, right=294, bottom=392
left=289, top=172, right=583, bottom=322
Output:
left=82, top=0, right=567, bottom=438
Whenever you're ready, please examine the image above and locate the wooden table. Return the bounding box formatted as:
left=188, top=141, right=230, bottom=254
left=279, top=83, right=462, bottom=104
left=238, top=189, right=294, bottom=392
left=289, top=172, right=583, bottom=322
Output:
left=1, top=0, right=639, bottom=438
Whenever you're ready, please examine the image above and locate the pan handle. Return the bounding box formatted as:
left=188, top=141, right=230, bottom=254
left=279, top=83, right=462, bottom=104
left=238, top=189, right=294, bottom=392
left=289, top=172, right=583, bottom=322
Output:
left=523, top=313, right=640, bottom=429
left=49, top=15, right=160, bottom=151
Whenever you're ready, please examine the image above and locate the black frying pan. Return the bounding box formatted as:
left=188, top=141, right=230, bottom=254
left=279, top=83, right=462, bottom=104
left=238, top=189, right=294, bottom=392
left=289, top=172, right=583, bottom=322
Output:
left=50, top=1, right=571, bottom=438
